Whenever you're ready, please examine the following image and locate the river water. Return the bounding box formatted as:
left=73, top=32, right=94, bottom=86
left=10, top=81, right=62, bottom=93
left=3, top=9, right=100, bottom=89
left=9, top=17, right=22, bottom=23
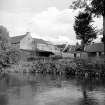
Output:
left=0, top=73, right=105, bottom=105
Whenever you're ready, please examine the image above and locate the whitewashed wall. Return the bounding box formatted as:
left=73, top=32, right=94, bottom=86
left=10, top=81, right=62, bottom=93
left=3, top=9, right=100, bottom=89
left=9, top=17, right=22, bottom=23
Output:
left=37, top=43, right=60, bottom=53
left=19, top=33, right=60, bottom=54
left=20, top=34, right=34, bottom=50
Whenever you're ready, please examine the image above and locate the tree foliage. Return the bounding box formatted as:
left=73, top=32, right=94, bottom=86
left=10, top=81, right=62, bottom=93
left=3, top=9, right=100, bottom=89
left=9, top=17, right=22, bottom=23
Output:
left=74, top=12, right=96, bottom=50
left=71, top=0, right=105, bottom=53
left=0, top=25, right=10, bottom=50
left=70, top=0, right=104, bottom=16
left=0, top=25, right=10, bottom=41
left=0, top=47, right=21, bottom=69
left=70, top=0, right=90, bottom=10
left=90, top=0, right=104, bottom=16
left=0, top=26, right=21, bottom=69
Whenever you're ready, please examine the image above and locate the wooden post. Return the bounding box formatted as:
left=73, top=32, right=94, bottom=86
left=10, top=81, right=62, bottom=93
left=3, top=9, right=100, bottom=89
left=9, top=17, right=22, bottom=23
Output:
left=96, top=52, right=99, bottom=57
left=33, top=39, right=37, bottom=57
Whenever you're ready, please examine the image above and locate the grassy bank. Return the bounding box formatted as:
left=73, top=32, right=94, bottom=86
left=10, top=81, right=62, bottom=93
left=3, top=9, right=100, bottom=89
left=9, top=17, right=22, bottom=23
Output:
left=4, top=58, right=77, bottom=74
left=1, top=58, right=105, bottom=78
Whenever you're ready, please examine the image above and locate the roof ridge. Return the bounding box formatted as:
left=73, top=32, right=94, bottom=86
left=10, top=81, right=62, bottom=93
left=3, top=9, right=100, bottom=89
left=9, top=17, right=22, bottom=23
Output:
left=10, top=34, right=27, bottom=44
left=11, top=34, right=27, bottom=38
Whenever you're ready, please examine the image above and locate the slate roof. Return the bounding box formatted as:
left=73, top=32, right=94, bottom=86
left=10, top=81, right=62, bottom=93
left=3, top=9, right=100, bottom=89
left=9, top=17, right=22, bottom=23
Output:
left=10, top=34, right=53, bottom=47
left=56, top=44, right=66, bottom=49
left=56, top=44, right=77, bottom=52
left=64, top=45, right=76, bottom=53
left=84, top=43, right=104, bottom=52
left=56, top=44, right=67, bottom=51
left=11, top=35, right=27, bottom=44
left=33, top=38, right=49, bottom=45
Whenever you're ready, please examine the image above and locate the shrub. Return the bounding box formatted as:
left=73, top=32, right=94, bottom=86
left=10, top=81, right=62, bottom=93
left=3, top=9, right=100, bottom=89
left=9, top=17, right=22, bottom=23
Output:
left=0, top=51, right=9, bottom=68
left=0, top=48, right=21, bottom=68
left=29, top=59, right=78, bottom=74
left=6, top=48, right=21, bottom=64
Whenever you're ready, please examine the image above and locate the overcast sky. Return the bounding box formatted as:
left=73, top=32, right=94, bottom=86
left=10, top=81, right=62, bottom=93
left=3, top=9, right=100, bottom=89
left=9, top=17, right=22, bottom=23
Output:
left=0, top=0, right=103, bottom=44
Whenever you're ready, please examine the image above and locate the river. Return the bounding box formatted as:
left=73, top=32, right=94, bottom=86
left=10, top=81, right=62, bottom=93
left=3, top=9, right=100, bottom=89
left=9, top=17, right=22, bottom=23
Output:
left=0, top=73, right=105, bottom=105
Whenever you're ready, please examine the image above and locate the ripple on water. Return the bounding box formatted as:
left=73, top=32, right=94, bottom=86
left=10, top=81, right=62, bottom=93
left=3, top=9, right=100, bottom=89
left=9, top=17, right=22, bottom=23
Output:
left=34, top=86, right=82, bottom=105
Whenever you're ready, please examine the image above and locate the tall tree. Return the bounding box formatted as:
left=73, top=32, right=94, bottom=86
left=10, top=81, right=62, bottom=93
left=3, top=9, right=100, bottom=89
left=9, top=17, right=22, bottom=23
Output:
left=0, top=26, right=21, bottom=69
left=74, top=12, right=96, bottom=50
left=70, top=0, right=105, bottom=54
left=0, top=25, right=10, bottom=50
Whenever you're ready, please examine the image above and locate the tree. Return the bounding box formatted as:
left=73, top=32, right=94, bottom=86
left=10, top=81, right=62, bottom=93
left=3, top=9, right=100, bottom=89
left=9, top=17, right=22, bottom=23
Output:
left=74, top=12, right=96, bottom=50
left=70, top=0, right=105, bottom=54
left=0, top=25, right=10, bottom=50
left=0, top=26, right=21, bottom=69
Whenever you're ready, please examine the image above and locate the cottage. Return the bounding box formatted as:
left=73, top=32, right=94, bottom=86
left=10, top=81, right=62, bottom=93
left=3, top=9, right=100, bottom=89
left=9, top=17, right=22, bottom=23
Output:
left=11, top=34, right=27, bottom=49
left=79, top=43, right=105, bottom=63
left=84, top=43, right=104, bottom=57
left=56, top=44, right=81, bottom=58
left=11, top=32, right=60, bottom=57
left=56, top=44, right=76, bottom=53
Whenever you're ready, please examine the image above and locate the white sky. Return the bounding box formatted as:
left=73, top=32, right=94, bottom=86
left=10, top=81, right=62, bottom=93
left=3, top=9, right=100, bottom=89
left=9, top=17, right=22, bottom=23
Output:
left=0, top=0, right=103, bottom=44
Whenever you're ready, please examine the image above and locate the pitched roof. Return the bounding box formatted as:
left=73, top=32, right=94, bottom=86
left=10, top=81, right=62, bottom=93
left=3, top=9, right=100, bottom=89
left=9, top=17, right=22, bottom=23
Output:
left=64, top=45, right=76, bottom=52
left=56, top=44, right=67, bottom=51
left=56, top=44, right=66, bottom=49
left=56, top=44, right=77, bottom=52
left=84, top=43, right=104, bottom=52
left=33, top=38, right=51, bottom=45
left=11, top=35, right=26, bottom=44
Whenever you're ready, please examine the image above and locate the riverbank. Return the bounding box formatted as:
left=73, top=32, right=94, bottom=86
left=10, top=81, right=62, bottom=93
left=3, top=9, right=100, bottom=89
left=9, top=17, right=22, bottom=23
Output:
left=1, top=58, right=105, bottom=78
left=2, top=58, right=77, bottom=73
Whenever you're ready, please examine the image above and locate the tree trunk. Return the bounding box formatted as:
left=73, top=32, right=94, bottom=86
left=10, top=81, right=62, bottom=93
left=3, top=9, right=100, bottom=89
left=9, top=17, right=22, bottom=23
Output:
left=81, top=40, right=85, bottom=51
left=103, top=15, right=105, bottom=56
left=83, top=90, right=87, bottom=99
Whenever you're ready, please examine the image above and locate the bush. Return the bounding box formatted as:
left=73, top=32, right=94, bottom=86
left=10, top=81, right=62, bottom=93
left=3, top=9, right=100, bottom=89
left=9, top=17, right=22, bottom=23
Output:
left=6, top=48, right=21, bottom=64
left=0, top=48, right=21, bottom=68
left=0, top=51, right=9, bottom=68
left=29, top=59, right=78, bottom=74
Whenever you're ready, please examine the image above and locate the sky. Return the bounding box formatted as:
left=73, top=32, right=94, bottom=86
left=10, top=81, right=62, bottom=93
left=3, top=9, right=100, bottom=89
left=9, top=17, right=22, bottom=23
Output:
left=0, top=0, right=103, bottom=44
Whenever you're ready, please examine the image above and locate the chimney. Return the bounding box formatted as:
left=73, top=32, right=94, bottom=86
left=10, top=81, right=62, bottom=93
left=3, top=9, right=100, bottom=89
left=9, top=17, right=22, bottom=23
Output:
left=26, top=32, right=30, bottom=35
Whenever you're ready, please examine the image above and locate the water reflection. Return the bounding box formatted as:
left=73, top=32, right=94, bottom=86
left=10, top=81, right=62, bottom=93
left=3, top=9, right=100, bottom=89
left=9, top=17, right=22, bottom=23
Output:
left=72, top=77, right=105, bottom=105
left=0, top=73, right=105, bottom=105
left=0, top=94, right=8, bottom=105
